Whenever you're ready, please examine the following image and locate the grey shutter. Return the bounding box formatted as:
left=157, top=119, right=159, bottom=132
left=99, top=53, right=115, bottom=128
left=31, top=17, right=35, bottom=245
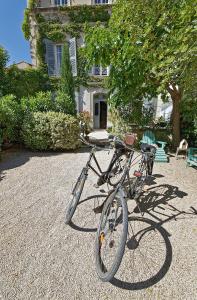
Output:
left=69, top=38, right=77, bottom=77
left=44, top=39, right=56, bottom=76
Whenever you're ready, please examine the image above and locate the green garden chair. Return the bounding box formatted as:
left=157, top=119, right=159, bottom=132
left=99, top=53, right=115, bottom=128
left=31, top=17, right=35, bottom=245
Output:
left=187, top=148, right=197, bottom=167
left=140, top=130, right=168, bottom=162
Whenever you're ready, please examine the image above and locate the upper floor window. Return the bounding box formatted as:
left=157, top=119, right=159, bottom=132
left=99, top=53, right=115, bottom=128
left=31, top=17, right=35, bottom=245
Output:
left=92, top=65, right=109, bottom=76
left=95, top=0, right=109, bottom=4
left=54, top=0, right=68, bottom=6
left=55, top=45, right=63, bottom=75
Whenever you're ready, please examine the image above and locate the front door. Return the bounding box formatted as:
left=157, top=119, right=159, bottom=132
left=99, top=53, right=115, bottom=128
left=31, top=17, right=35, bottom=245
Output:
left=100, top=101, right=107, bottom=129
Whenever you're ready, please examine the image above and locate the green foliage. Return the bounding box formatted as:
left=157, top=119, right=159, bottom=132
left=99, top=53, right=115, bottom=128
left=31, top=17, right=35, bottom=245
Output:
left=60, top=43, right=76, bottom=114
left=85, top=0, right=196, bottom=144
left=0, top=46, right=9, bottom=96
left=67, top=5, right=111, bottom=23
left=5, top=66, right=50, bottom=98
left=28, top=0, right=37, bottom=9
left=48, top=112, right=80, bottom=150
left=22, top=111, right=80, bottom=150
left=0, top=95, right=23, bottom=142
left=55, top=90, right=76, bottom=115
left=21, top=91, right=55, bottom=113
left=22, top=112, right=51, bottom=150
left=21, top=91, right=76, bottom=115
left=78, top=111, right=91, bottom=135
left=22, top=9, right=31, bottom=40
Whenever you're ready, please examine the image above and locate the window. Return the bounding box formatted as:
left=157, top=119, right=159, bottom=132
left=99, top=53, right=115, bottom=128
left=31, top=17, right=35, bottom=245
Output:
left=92, top=65, right=109, bottom=76
left=55, top=45, right=63, bottom=76
left=95, top=0, right=109, bottom=4
left=54, top=0, right=68, bottom=6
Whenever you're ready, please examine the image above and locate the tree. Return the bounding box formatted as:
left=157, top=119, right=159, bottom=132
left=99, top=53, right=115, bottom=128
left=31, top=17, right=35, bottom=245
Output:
left=85, top=0, right=196, bottom=147
left=59, top=43, right=76, bottom=115
left=0, top=46, right=9, bottom=96
left=5, top=66, right=51, bottom=99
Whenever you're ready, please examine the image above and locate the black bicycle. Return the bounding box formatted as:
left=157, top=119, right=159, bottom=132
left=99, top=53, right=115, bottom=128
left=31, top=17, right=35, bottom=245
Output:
left=95, top=141, right=156, bottom=282
left=65, top=134, right=131, bottom=224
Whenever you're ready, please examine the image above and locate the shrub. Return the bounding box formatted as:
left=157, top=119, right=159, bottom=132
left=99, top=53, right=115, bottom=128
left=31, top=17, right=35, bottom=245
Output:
left=5, top=66, right=51, bottom=98
left=55, top=90, right=76, bottom=115
left=48, top=112, right=80, bottom=150
left=21, top=91, right=55, bottom=113
left=22, top=111, right=80, bottom=151
left=0, top=95, right=23, bottom=142
left=22, top=112, right=51, bottom=150
left=78, top=111, right=92, bottom=135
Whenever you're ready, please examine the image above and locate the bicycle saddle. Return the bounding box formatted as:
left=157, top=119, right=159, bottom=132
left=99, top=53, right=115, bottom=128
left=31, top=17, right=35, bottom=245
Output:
left=140, top=143, right=156, bottom=154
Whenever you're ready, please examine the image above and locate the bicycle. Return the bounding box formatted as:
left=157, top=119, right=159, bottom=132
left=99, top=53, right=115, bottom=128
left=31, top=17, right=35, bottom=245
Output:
left=95, top=140, right=156, bottom=282
left=65, top=134, right=134, bottom=225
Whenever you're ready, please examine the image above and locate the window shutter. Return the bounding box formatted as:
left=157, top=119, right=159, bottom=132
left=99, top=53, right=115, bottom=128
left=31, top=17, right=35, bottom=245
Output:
left=69, top=38, right=77, bottom=77
left=44, top=39, right=55, bottom=76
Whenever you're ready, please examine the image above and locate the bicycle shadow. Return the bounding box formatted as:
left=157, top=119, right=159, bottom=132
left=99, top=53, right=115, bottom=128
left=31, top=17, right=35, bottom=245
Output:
left=69, top=194, right=108, bottom=233
left=133, top=184, right=188, bottom=219
left=110, top=217, right=172, bottom=290
left=110, top=184, right=197, bottom=291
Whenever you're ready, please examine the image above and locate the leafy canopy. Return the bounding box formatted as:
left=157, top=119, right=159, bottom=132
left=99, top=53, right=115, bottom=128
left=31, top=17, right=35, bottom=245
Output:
left=85, top=0, right=197, bottom=106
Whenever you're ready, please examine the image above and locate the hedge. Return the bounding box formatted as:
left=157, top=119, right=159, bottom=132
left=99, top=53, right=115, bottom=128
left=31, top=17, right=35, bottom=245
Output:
left=22, top=111, right=80, bottom=151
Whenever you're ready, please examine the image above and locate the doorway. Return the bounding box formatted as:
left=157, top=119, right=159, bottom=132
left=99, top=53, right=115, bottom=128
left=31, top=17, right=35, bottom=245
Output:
left=93, top=94, right=107, bottom=129
left=100, top=101, right=107, bottom=129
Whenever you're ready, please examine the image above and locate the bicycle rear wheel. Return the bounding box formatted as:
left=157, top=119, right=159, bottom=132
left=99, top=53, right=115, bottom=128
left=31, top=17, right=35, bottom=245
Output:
left=95, top=189, right=128, bottom=282
left=147, top=159, right=154, bottom=175
left=65, top=168, right=87, bottom=224
left=109, top=153, right=128, bottom=186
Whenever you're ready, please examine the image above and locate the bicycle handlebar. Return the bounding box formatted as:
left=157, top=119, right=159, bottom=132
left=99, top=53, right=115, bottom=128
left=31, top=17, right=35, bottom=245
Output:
left=80, top=133, right=134, bottom=152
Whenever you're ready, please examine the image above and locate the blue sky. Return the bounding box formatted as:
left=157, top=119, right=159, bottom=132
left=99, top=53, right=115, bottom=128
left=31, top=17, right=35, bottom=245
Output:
left=0, top=0, right=31, bottom=65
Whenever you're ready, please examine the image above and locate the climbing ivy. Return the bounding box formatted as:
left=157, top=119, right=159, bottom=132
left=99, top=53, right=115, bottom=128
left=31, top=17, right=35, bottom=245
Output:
left=22, top=3, right=112, bottom=85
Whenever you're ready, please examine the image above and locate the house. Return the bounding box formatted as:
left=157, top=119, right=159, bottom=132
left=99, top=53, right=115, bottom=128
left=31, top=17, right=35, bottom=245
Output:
left=26, top=0, right=171, bottom=129
left=8, top=61, right=35, bottom=70
left=26, top=0, right=114, bottom=129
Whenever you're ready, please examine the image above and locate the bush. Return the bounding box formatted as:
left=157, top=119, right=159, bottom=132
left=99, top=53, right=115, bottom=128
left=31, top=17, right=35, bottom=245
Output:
left=5, top=66, right=51, bottom=98
left=48, top=112, right=80, bottom=150
left=78, top=111, right=91, bottom=136
left=0, top=95, right=23, bottom=142
left=21, top=91, right=76, bottom=115
left=22, top=111, right=80, bottom=151
left=55, top=90, right=76, bottom=115
left=22, top=112, right=51, bottom=150
left=21, top=91, right=55, bottom=114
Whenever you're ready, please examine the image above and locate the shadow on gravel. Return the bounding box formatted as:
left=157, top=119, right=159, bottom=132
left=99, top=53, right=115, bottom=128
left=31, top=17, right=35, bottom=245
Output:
left=110, top=217, right=172, bottom=290
left=69, top=194, right=108, bottom=232
left=0, top=148, right=63, bottom=180
left=133, top=184, right=188, bottom=220
left=110, top=184, right=197, bottom=291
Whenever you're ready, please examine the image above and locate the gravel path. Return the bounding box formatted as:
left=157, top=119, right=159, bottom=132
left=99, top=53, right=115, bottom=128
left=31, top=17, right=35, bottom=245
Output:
left=0, top=148, right=197, bottom=300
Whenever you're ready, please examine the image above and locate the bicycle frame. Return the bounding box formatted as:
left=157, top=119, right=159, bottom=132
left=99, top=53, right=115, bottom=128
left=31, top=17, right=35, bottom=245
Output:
left=84, top=147, right=126, bottom=183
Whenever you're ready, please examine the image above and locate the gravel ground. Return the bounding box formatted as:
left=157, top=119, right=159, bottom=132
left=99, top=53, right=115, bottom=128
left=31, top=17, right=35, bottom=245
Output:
left=0, top=147, right=197, bottom=300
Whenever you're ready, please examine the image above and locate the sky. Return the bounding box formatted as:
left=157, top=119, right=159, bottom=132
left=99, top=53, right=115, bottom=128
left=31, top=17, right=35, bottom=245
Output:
left=0, top=0, right=31, bottom=65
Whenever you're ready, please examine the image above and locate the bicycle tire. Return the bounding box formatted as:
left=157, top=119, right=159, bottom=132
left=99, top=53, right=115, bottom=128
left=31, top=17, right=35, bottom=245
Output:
left=95, top=189, right=128, bottom=282
left=109, top=153, right=128, bottom=186
left=147, top=159, right=154, bottom=175
left=65, top=168, right=87, bottom=224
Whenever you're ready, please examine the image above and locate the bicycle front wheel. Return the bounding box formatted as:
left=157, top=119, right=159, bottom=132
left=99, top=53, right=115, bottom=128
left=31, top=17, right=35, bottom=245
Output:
left=65, top=168, right=87, bottom=224
left=95, top=189, right=128, bottom=282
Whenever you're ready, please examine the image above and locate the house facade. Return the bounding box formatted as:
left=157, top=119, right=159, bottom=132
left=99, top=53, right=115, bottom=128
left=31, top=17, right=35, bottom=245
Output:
left=26, top=0, right=172, bottom=129
left=27, top=0, right=114, bottom=129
